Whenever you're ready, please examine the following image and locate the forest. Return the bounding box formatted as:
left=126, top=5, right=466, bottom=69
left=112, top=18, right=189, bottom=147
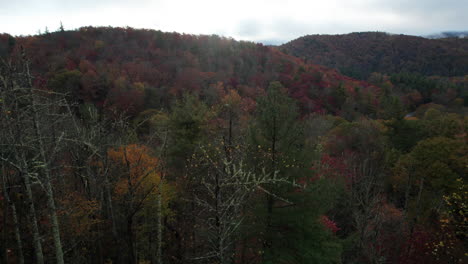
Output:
left=0, top=27, right=466, bottom=264
left=281, top=32, right=468, bottom=80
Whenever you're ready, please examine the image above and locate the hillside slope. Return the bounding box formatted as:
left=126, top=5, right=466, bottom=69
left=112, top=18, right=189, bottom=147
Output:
left=280, top=32, right=468, bottom=79
left=1, top=27, right=380, bottom=116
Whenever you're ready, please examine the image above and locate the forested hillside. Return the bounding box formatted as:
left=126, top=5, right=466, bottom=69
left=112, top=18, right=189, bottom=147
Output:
left=1, top=27, right=386, bottom=117
left=0, top=27, right=466, bottom=264
left=280, top=32, right=468, bottom=79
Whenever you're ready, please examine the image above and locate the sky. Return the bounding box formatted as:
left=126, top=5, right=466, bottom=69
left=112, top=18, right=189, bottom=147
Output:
left=1, top=0, right=467, bottom=45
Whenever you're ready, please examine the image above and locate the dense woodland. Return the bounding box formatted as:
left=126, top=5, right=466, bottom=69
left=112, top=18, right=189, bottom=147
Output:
left=0, top=27, right=466, bottom=264
left=281, top=32, right=468, bottom=80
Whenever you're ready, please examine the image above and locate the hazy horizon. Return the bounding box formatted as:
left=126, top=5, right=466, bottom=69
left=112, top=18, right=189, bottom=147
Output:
left=2, top=25, right=467, bottom=46
left=1, top=0, right=467, bottom=45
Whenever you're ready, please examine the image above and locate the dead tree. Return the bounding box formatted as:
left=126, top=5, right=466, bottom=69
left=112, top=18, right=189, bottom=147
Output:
left=0, top=57, right=46, bottom=264
left=1, top=164, right=25, bottom=264
left=0, top=52, right=80, bottom=264
left=191, top=145, right=290, bottom=264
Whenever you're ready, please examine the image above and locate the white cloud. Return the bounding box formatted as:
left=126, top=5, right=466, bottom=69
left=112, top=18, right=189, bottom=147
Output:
left=0, top=0, right=466, bottom=43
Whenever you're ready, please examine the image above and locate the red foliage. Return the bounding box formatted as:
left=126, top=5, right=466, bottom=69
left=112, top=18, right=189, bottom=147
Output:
left=320, top=215, right=340, bottom=234
left=398, top=228, right=435, bottom=264
left=312, top=154, right=355, bottom=186
left=104, top=83, right=144, bottom=117
left=10, top=26, right=390, bottom=119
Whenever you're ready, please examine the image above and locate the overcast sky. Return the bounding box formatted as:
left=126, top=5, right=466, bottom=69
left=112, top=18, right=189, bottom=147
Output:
left=1, top=0, right=467, bottom=44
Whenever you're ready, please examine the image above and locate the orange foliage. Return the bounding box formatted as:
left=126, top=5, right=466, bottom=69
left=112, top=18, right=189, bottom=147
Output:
left=59, top=192, right=101, bottom=236
left=107, top=144, right=160, bottom=198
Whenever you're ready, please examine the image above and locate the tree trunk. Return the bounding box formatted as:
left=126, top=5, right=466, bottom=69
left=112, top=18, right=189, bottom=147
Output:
left=3, top=188, right=25, bottom=264
left=127, top=217, right=136, bottom=264
left=2, top=191, right=7, bottom=264
left=156, top=187, right=163, bottom=264
left=31, top=103, right=65, bottom=264
left=22, top=170, right=45, bottom=264
left=1, top=167, right=25, bottom=264
left=263, top=114, right=277, bottom=262
left=105, top=173, right=118, bottom=238
left=26, top=55, right=65, bottom=264
left=44, top=174, right=65, bottom=264
left=156, top=130, right=168, bottom=264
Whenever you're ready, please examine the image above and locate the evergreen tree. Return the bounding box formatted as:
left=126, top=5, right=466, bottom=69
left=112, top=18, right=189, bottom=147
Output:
left=248, top=81, right=342, bottom=263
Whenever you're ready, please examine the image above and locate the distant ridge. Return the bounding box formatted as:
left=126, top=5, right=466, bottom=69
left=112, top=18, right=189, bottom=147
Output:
left=1, top=26, right=382, bottom=115
left=280, top=31, right=468, bottom=79
left=426, top=31, right=468, bottom=39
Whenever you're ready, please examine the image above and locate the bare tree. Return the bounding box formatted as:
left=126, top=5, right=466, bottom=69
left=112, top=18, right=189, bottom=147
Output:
left=0, top=57, right=46, bottom=264
left=190, top=144, right=291, bottom=264
left=349, top=155, right=386, bottom=264
left=0, top=51, right=82, bottom=264
left=1, top=164, right=25, bottom=264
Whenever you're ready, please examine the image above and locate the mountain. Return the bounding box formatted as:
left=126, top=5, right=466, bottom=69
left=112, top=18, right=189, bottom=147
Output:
left=1, top=27, right=464, bottom=119
left=0, top=27, right=381, bottom=116
left=280, top=32, right=468, bottom=79
left=426, top=31, right=468, bottom=39
left=1, top=27, right=466, bottom=264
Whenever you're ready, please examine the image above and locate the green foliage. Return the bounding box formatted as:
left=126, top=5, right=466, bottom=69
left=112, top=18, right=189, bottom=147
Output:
left=143, top=86, right=171, bottom=109
left=442, top=179, right=467, bottom=241
left=133, top=109, right=163, bottom=137
left=167, top=93, right=211, bottom=168
left=386, top=119, right=428, bottom=152
left=413, top=103, right=446, bottom=118
left=378, top=95, right=405, bottom=120
left=2, top=26, right=467, bottom=264
left=0, top=34, right=15, bottom=58
left=392, top=137, right=465, bottom=222
left=331, top=82, right=347, bottom=110
left=248, top=81, right=342, bottom=264
left=48, top=69, right=83, bottom=101
left=282, top=32, right=468, bottom=79
left=78, top=103, right=100, bottom=124
left=249, top=81, right=305, bottom=175
left=263, top=179, right=343, bottom=264
left=422, top=110, right=464, bottom=138
left=325, top=118, right=386, bottom=157
left=252, top=82, right=300, bottom=149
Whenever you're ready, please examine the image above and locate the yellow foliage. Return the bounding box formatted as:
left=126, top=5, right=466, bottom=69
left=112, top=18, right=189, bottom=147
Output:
left=107, top=144, right=175, bottom=219
left=404, top=116, right=419, bottom=120
left=108, top=144, right=160, bottom=197
left=59, top=192, right=101, bottom=236
left=133, top=82, right=146, bottom=92
left=94, top=40, right=105, bottom=49
left=222, top=89, right=242, bottom=107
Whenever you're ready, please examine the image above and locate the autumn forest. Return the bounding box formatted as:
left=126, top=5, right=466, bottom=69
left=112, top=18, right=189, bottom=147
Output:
left=0, top=27, right=466, bottom=264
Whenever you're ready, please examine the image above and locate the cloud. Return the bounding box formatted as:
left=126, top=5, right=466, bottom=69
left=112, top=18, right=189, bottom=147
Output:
left=0, top=0, right=154, bottom=13
left=361, top=0, right=468, bottom=33
left=0, top=0, right=467, bottom=42
left=236, top=20, right=263, bottom=38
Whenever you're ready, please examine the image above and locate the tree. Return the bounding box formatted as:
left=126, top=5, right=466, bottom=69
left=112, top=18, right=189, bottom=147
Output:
left=393, top=137, right=464, bottom=224
left=378, top=95, right=405, bottom=120
left=47, top=69, right=83, bottom=104
left=107, top=144, right=171, bottom=264
left=0, top=54, right=72, bottom=264
left=385, top=118, right=427, bottom=153
left=1, top=164, right=25, bottom=264
left=189, top=144, right=287, bottom=264
left=249, top=81, right=309, bottom=262
left=322, top=119, right=390, bottom=263
left=422, top=109, right=464, bottom=139
left=431, top=179, right=467, bottom=262
left=167, top=93, right=212, bottom=171
left=135, top=110, right=172, bottom=264
left=262, top=177, right=343, bottom=264
left=64, top=102, right=135, bottom=262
